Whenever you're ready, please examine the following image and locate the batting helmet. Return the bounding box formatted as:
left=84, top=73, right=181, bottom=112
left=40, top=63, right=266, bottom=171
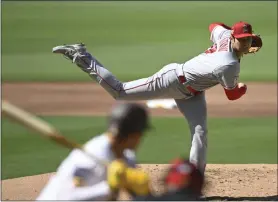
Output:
left=108, top=103, right=151, bottom=138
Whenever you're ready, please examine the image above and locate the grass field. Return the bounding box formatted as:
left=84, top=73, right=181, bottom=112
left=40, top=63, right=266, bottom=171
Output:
left=2, top=116, right=277, bottom=180
left=2, top=1, right=277, bottom=82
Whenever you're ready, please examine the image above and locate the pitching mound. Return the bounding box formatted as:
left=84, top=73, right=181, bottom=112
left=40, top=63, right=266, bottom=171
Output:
left=1, top=164, right=277, bottom=201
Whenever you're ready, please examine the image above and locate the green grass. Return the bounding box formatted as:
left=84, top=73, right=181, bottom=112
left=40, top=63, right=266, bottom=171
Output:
left=2, top=1, right=277, bottom=82
left=2, top=116, right=277, bottom=180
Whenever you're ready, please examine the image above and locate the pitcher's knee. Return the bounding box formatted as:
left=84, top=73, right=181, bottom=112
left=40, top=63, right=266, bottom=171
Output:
left=99, top=80, right=122, bottom=100
left=111, top=92, right=120, bottom=100
left=113, top=92, right=127, bottom=100
left=100, top=86, right=120, bottom=100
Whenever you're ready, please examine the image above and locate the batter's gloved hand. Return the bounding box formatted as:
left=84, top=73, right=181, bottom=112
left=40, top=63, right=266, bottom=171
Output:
left=107, top=159, right=127, bottom=192
left=248, top=34, right=263, bottom=54
left=124, top=167, right=151, bottom=196
left=107, top=159, right=151, bottom=197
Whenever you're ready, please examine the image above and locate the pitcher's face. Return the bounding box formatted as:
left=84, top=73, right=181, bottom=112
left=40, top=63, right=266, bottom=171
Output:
left=234, top=36, right=252, bottom=53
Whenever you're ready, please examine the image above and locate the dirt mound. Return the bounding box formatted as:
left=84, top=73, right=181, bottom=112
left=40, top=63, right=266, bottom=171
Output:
left=1, top=164, right=277, bottom=201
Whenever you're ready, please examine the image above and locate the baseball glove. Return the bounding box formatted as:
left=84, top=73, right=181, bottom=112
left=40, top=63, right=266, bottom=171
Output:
left=248, top=34, right=263, bottom=54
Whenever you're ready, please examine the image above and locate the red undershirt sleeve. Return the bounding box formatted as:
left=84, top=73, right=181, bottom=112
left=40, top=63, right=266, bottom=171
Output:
left=213, top=64, right=245, bottom=101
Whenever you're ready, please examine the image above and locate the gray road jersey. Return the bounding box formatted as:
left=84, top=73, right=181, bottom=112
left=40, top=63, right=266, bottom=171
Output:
left=177, top=28, right=240, bottom=92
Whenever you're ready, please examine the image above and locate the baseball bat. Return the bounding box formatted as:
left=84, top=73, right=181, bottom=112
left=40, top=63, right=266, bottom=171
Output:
left=1, top=100, right=109, bottom=166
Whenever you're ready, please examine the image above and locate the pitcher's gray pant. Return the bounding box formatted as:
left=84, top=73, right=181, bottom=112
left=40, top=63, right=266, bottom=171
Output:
left=75, top=53, right=207, bottom=173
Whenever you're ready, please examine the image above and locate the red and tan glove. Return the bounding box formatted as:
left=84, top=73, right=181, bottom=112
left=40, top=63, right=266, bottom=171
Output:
left=247, top=34, right=263, bottom=54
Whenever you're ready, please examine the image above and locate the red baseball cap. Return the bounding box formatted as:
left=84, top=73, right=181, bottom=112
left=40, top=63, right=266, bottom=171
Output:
left=231, top=21, right=253, bottom=38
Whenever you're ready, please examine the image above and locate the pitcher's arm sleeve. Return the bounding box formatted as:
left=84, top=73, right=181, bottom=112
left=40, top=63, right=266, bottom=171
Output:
left=223, top=85, right=247, bottom=100
left=213, top=64, right=245, bottom=100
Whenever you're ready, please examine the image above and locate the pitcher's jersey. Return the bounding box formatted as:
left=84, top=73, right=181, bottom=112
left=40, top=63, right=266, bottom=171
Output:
left=177, top=24, right=240, bottom=92
left=36, top=134, right=136, bottom=201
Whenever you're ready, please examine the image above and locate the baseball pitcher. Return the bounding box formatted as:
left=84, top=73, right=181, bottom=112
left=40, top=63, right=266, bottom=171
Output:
left=52, top=21, right=263, bottom=175
left=37, top=103, right=152, bottom=200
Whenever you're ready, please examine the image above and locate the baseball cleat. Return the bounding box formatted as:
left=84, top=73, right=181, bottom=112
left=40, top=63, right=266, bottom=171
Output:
left=52, top=43, right=102, bottom=73
left=52, top=43, right=87, bottom=60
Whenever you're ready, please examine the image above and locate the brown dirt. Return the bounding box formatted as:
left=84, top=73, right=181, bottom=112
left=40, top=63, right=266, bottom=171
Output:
left=1, top=165, right=277, bottom=201
left=1, top=82, right=277, bottom=200
left=2, top=82, right=277, bottom=117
